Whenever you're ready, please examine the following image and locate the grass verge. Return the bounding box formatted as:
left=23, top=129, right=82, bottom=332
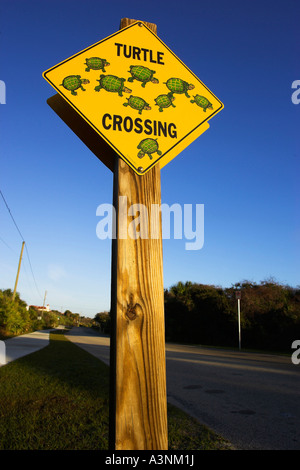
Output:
left=0, top=331, right=231, bottom=450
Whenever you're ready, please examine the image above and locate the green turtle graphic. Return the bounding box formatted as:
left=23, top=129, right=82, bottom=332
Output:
left=164, top=78, right=195, bottom=98
left=137, top=138, right=162, bottom=160
left=123, top=95, right=151, bottom=114
left=85, top=57, right=110, bottom=72
left=94, top=74, right=132, bottom=96
left=190, top=95, right=213, bottom=112
left=128, top=65, right=159, bottom=88
left=60, top=75, right=90, bottom=96
left=154, top=93, right=176, bottom=112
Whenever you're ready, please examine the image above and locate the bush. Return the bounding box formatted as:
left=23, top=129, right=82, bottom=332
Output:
left=0, top=290, right=61, bottom=338
left=0, top=289, right=31, bottom=336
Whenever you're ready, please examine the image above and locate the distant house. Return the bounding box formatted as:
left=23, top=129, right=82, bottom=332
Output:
left=29, top=304, right=51, bottom=312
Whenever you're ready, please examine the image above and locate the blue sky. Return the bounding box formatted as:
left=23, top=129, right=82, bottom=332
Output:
left=0, top=0, right=299, bottom=317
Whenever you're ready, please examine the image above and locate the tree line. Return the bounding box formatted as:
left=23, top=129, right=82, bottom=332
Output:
left=164, top=280, right=300, bottom=352
left=93, top=279, right=300, bottom=352
left=0, top=289, right=93, bottom=339
left=2, top=279, right=300, bottom=353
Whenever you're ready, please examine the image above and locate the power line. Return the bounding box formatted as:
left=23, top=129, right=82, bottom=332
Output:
left=0, top=235, right=15, bottom=252
left=0, top=188, right=43, bottom=300
left=0, top=190, right=25, bottom=241
left=24, top=243, right=43, bottom=299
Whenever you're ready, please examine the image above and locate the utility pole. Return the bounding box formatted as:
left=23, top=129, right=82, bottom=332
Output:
left=12, top=241, right=25, bottom=301
left=42, top=290, right=47, bottom=315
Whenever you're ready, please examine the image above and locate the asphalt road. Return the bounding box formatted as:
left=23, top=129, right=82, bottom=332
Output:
left=67, top=327, right=300, bottom=450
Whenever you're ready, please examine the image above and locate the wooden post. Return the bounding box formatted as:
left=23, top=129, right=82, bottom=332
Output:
left=109, top=18, right=168, bottom=451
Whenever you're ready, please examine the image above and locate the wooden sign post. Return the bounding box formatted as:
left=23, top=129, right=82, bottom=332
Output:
left=109, top=18, right=168, bottom=451
left=44, top=16, right=223, bottom=450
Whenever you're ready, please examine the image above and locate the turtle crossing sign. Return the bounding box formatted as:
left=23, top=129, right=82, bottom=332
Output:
left=43, top=21, right=224, bottom=175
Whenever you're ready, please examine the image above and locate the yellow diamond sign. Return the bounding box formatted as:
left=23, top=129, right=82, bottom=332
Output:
left=43, top=21, right=223, bottom=175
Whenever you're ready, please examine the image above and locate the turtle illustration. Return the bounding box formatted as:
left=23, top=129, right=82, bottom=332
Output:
left=128, top=65, right=159, bottom=88
left=190, top=95, right=213, bottom=112
left=94, top=74, right=132, bottom=96
left=123, top=95, right=151, bottom=114
left=137, top=138, right=162, bottom=160
left=154, top=93, right=176, bottom=112
left=85, top=57, right=110, bottom=72
left=60, top=75, right=90, bottom=96
left=164, top=78, right=195, bottom=98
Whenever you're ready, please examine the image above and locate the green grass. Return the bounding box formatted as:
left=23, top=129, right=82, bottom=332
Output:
left=0, top=331, right=231, bottom=450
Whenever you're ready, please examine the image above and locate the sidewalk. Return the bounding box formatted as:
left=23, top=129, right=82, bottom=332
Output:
left=0, top=329, right=54, bottom=366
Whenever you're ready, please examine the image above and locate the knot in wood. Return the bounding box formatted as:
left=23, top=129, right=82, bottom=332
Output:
left=125, top=295, right=140, bottom=321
